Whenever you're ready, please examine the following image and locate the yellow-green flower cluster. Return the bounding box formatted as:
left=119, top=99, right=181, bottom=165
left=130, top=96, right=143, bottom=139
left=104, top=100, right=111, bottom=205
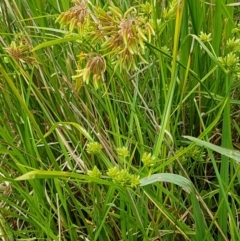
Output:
left=139, top=2, right=153, bottom=18
left=107, top=167, right=140, bottom=188
left=141, top=152, right=157, bottom=167
left=176, top=146, right=205, bottom=165
left=114, top=169, right=131, bottom=186
left=187, top=146, right=205, bottom=161
left=88, top=166, right=102, bottom=178
left=199, top=31, right=212, bottom=43
left=232, top=24, right=240, bottom=34
left=175, top=146, right=188, bottom=164
left=107, top=166, right=119, bottom=179
left=116, top=147, right=129, bottom=158
left=86, top=141, right=102, bottom=154
left=163, top=0, right=178, bottom=21
left=218, top=52, right=240, bottom=72
left=226, top=38, right=240, bottom=53
left=161, top=46, right=171, bottom=56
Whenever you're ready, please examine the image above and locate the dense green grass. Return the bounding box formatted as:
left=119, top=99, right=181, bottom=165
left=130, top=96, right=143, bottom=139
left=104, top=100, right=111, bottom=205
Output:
left=0, top=0, right=240, bottom=240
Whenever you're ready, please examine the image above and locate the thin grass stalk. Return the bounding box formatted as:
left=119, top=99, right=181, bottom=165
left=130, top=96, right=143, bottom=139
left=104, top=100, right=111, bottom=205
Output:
left=173, top=38, right=194, bottom=135
left=153, top=0, right=185, bottom=158
left=212, top=0, right=224, bottom=57
left=0, top=69, right=57, bottom=170
left=218, top=73, right=232, bottom=240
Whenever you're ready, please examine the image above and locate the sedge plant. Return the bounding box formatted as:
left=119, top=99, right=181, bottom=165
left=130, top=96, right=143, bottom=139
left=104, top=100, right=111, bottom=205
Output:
left=0, top=0, right=240, bottom=240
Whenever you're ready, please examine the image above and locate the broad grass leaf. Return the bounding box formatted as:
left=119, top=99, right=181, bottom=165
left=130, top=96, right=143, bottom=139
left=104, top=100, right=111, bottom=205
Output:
left=140, top=173, right=192, bottom=193
left=184, top=135, right=240, bottom=163
left=140, top=173, right=210, bottom=241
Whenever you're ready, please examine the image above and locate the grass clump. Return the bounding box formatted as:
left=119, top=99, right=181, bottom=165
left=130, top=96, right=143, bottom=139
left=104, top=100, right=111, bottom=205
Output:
left=0, top=0, right=240, bottom=240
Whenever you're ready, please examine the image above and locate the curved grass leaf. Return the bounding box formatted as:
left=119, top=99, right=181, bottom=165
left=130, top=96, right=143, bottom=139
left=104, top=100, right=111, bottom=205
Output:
left=140, top=173, right=210, bottom=241
left=15, top=170, right=114, bottom=186
left=184, top=135, right=240, bottom=163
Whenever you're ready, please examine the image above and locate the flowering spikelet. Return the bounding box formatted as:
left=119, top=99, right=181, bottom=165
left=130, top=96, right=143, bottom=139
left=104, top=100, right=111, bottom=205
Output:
left=56, top=2, right=156, bottom=85
left=232, top=24, right=240, bottom=34
left=163, top=0, right=178, bottom=21
left=116, top=147, right=129, bottom=158
left=56, top=0, right=90, bottom=32
left=226, top=38, right=240, bottom=53
left=88, top=166, right=102, bottom=178
left=175, top=146, right=205, bottom=165
left=5, top=41, right=35, bottom=64
left=95, top=5, right=155, bottom=71
left=114, top=169, right=131, bottom=186
left=129, top=174, right=140, bottom=188
left=107, top=167, right=119, bottom=179
left=139, top=2, right=153, bottom=18
left=72, top=52, right=106, bottom=90
left=86, top=141, right=102, bottom=154
left=199, top=31, right=212, bottom=43
left=107, top=167, right=140, bottom=188
left=141, top=152, right=157, bottom=167
left=218, top=52, right=240, bottom=72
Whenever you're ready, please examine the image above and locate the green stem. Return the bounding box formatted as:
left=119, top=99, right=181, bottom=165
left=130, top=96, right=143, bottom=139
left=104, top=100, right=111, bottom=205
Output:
left=218, top=73, right=232, bottom=240
left=153, top=0, right=185, bottom=159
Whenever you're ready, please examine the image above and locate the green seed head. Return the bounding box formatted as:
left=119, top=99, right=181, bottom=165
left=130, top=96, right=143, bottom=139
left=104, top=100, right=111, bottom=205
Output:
left=141, top=152, right=156, bottom=167
left=88, top=166, right=102, bottom=178
left=116, top=147, right=129, bottom=158
left=86, top=141, right=102, bottom=154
